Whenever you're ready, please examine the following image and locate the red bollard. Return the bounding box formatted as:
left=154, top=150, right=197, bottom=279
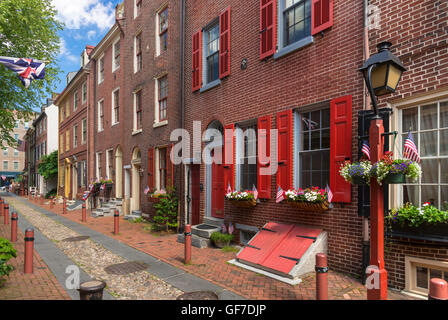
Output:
left=316, top=253, right=328, bottom=300
left=114, top=210, right=119, bottom=235
left=0, top=199, right=3, bottom=217
left=24, top=228, right=34, bottom=274
left=82, top=202, right=87, bottom=222
left=50, top=198, right=54, bottom=209
left=40, top=194, right=43, bottom=204
left=429, top=278, right=448, bottom=300
left=11, top=212, right=18, bottom=242
left=21, top=188, right=23, bottom=196
left=184, top=224, right=192, bottom=264
left=63, top=198, right=66, bottom=214
left=4, top=204, right=9, bottom=225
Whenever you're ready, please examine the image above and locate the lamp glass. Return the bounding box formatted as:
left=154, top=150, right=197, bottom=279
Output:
left=371, top=63, right=388, bottom=94
left=387, top=64, right=402, bottom=91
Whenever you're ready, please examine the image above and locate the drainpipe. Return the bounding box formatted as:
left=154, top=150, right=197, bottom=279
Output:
left=362, top=0, right=371, bottom=285
left=180, top=0, right=186, bottom=230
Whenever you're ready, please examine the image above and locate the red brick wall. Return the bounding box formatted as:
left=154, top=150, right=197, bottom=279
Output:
left=183, top=0, right=367, bottom=277
left=369, top=0, right=448, bottom=290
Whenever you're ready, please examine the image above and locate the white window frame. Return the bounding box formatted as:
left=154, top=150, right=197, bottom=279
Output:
left=155, top=6, right=168, bottom=56
left=81, top=118, right=87, bottom=144
left=134, top=0, right=142, bottom=19
left=106, top=148, right=114, bottom=180
left=405, top=256, right=448, bottom=297
left=133, top=89, right=143, bottom=133
left=3, top=161, right=8, bottom=170
left=14, top=149, right=19, bottom=157
left=97, top=99, right=104, bottom=132
left=234, top=124, right=258, bottom=191
left=96, top=152, right=102, bottom=180
left=73, top=90, right=78, bottom=111
left=153, top=74, right=168, bottom=126
left=3, top=148, right=8, bottom=156
left=112, top=37, right=120, bottom=72
left=73, top=124, right=78, bottom=148
left=98, top=54, right=105, bottom=84
left=134, top=32, right=142, bottom=74
left=111, top=87, right=120, bottom=125
left=13, top=161, right=19, bottom=171
left=82, top=82, right=87, bottom=104
left=201, top=21, right=220, bottom=89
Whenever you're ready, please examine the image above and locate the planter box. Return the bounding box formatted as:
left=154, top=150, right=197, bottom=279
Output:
left=287, top=200, right=330, bottom=212
left=228, top=198, right=257, bottom=208
left=351, top=176, right=368, bottom=185
left=389, top=222, right=448, bottom=240
left=147, top=196, right=167, bottom=203
left=384, top=173, right=406, bottom=184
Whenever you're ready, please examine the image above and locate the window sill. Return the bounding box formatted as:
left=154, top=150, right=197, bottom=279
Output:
left=274, top=36, right=314, bottom=60
left=111, top=122, right=120, bottom=127
left=199, top=79, right=221, bottom=93
left=112, top=66, right=120, bottom=73
left=132, top=129, right=142, bottom=136
left=98, top=129, right=104, bottom=133
left=153, top=120, right=168, bottom=128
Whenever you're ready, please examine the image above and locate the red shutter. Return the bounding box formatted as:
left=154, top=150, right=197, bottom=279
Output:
left=148, top=148, right=155, bottom=189
left=330, top=95, right=352, bottom=203
left=277, top=110, right=292, bottom=191
left=167, top=144, right=174, bottom=187
left=192, top=30, right=202, bottom=92
left=223, top=124, right=235, bottom=190
left=311, top=0, right=333, bottom=35
left=258, top=115, right=271, bottom=199
left=260, top=0, right=276, bottom=60
left=219, top=7, right=231, bottom=79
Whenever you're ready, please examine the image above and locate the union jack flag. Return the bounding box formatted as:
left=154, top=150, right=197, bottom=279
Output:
left=0, top=56, right=45, bottom=88
left=276, top=185, right=284, bottom=203
left=403, top=132, right=420, bottom=162
left=361, top=140, right=370, bottom=160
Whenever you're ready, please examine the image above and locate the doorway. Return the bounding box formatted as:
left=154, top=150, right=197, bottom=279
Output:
left=131, top=148, right=141, bottom=212
left=115, top=146, right=123, bottom=199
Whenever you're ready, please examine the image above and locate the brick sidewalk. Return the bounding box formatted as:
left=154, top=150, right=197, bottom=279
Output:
left=0, top=213, right=70, bottom=300
left=25, top=196, right=416, bottom=300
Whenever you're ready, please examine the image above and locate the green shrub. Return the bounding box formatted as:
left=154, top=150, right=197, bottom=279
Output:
left=153, top=186, right=178, bottom=231
left=387, top=203, right=448, bottom=228
left=210, top=232, right=234, bottom=243
left=0, top=238, right=17, bottom=286
left=45, top=188, right=57, bottom=199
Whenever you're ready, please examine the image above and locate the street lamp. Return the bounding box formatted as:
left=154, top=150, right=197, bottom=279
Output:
left=359, top=42, right=406, bottom=300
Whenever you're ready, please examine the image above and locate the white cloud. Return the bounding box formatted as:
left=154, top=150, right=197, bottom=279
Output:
left=52, top=0, right=115, bottom=31
left=59, top=38, right=79, bottom=64
left=87, top=30, right=97, bottom=40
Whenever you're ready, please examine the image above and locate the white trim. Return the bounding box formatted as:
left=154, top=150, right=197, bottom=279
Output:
left=81, top=81, right=87, bottom=104
left=133, top=89, right=142, bottom=131
left=97, top=99, right=104, bottom=132
left=106, top=148, right=114, bottom=180
left=96, top=152, right=102, bottom=180
left=81, top=118, right=87, bottom=145
left=73, top=90, right=78, bottom=111
left=97, top=54, right=104, bottom=84
left=155, top=11, right=161, bottom=56
left=134, top=33, right=142, bottom=74
left=112, top=37, right=120, bottom=72
left=73, top=124, right=78, bottom=148
left=111, top=87, right=120, bottom=125
left=153, top=120, right=168, bottom=128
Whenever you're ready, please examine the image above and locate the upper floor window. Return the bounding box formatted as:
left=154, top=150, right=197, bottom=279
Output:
left=98, top=100, right=104, bottom=132
left=14, top=149, right=19, bottom=157
left=65, top=131, right=70, bottom=152
left=3, top=148, right=8, bottom=156
left=283, top=0, right=312, bottom=47
left=14, top=133, right=19, bottom=141
left=205, top=23, right=220, bottom=84
left=158, top=76, right=168, bottom=121
left=113, top=39, right=120, bottom=71
left=73, top=125, right=78, bottom=148
left=98, top=55, right=105, bottom=84
left=135, top=33, right=143, bottom=73
left=158, top=7, right=168, bottom=54
left=3, top=161, right=8, bottom=170
left=15, top=120, right=19, bottom=128
left=237, top=123, right=258, bottom=191
left=112, top=89, right=120, bottom=125
left=13, top=161, right=18, bottom=170
left=82, top=82, right=87, bottom=104
left=135, top=0, right=142, bottom=18
left=24, top=122, right=29, bottom=129
left=134, top=90, right=142, bottom=131
left=74, top=91, right=78, bottom=111
left=82, top=118, right=87, bottom=144
left=65, top=101, right=70, bottom=118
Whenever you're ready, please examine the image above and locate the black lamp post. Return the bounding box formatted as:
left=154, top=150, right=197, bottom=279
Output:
left=359, top=42, right=406, bottom=300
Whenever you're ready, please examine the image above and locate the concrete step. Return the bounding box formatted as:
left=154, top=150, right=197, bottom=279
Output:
left=191, top=224, right=221, bottom=239
left=97, top=207, right=111, bottom=213
left=177, top=233, right=211, bottom=249
left=203, top=216, right=224, bottom=228
left=131, top=210, right=142, bottom=217
left=123, top=214, right=141, bottom=222
left=91, top=210, right=104, bottom=217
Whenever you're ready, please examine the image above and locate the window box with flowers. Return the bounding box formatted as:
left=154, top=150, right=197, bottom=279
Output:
left=284, top=187, right=330, bottom=212
left=370, top=152, right=422, bottom=185
left=225, top=190, right=257, bottom=208
left=387, top=203, right=448, bottom=241
left=147, top=189, right=168, bottom=203
left=340, top=160, right=372, bottom=185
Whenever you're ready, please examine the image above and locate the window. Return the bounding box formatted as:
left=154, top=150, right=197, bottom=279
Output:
left=135, top=0, right=142, bottom=18
left=82, top=82, right=87, bottom=104
left=205, top=23, right=220, bottom=84
left=158, top=7, right=168, bottom=54
left=98, top=100, right=104, bottom=132
left=135, top=33, right=142, bottom=72
left=73, top=125, right=78, bottom=148
left=158, top=147, right=167, bottom=190
left=134, top=90, right=142, bottom=131
left=82, top=119, right=87, bottom=144
left=237, top=123, right=258, bottom=191
left=406, top=257, right=448, bottom=296
left=15, top=121, right=19, bottom=128
left=13, top=162, right=18, bottom=170
left=14, top=134, right=19, bottom=141
left=43, top=141, right=46, bottom=155
left=65, top=131, right=69, bottom=152
left=60, top=134, right=64, bottom=152
left=14, top=149, right=18, bottom=157
left=113, top=39, right=120, bottom=71
left=107, top=149, right=114, bottom=180
left=112, top=89, right=120, bottom=125
left=283, top=0, right=311, bottom=47
left=65, top=101, right=70, bottom=118
left=74, top=91, right=78, bottom=111
left=158, top=76, right=168, bottom=121
left=3, top=161, right=8, bottom=170
left=83, top=161, right=87, bottom=186
left=24, top=122, right=29, bottom=129
left=296, top=107, right=331, bottom=188
left=3, top=148, right=8, bottom=156
left=96, top=152, right=102, bottom=179
left=98, top=55, right=104, bottom=84
left=400, top=101, right=448, bottom=210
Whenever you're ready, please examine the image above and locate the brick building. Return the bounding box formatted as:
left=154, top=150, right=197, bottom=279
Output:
left=367, top=0, right=448, bottom=295
left=56, top=46, right=93, bottom=200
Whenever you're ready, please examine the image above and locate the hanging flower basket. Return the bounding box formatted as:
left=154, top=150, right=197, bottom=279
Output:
left=287, top=200, right=330, bottom=212
left=383, top=172, right=406, bottom=184
left=351, top=176, right=369, bottom=185
left=339, top=160, right=372, bottom=185
left=370, top=152, right=422, bottom=185
left=228, top=198, right=257, bottom=208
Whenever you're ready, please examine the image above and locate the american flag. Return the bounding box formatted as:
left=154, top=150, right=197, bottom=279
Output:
left=227, top=183, right=232, bottom=194
left=144, top=186, right=150, bottom=195
left=0, top=56, right=45, bottom=88
left=228, top=221, right=234, bottom=235
left=403, top=132, right=420, bottom=162
left=276, top=185, right=284, bottom=203
left=252, top=184, right=258, bottom=200
left=361, top=140, right=370, bottom=160
left=100, top=183, right=106, bottom=190
left=325, top=184, right=333, bottom=203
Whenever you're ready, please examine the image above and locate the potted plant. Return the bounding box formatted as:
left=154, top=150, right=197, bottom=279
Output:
left=0, top=238, right=17, bottom=287
left=284, top=187, right=330, bottom=212
left=370, top=152, right=422, bottom=185
left=386, top=202, right=448, bottom=238
left=147, top=189, right=168, bottom=203
left=210, top=231, right=234, bottom=248
left=225, top=190, right=257, bottom=208
left=340, top=160, right=372, bottom=185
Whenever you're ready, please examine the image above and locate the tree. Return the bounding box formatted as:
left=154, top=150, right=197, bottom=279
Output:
left=0, top=0, right=62, bottom=148
left=37, top=150, right=58, bottom=181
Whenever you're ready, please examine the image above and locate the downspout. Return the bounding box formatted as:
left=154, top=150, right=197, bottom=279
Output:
left=362, top=0, right=371, bottom=285
left=180, top=0, right=186, bottom=229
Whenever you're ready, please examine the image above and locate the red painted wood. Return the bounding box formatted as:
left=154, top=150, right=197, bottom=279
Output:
left=192, top=30, right=202, bottom=92
left=260, top=0, right=276, bottom=60
left=330, top=95, right=352, bottom=203
left=219, top=7, right=231, bottom=78
left=257, top=115, right=271, bottom=199
left=276, top=110, right=292, bottom=191
left=167, top=144, right=174, bottom=187
left=311, top=0, right=333, bottom=36
left=148, top=148, right=155, bottom=189
left=223, top=124, right=235, bottom=190
left=212, top=148, right=224, bottom=218
left=191, top=164, right=201, bottom=225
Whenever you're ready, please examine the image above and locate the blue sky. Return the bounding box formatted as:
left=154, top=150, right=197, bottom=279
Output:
left=52, top=0, right=122, bottom=95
